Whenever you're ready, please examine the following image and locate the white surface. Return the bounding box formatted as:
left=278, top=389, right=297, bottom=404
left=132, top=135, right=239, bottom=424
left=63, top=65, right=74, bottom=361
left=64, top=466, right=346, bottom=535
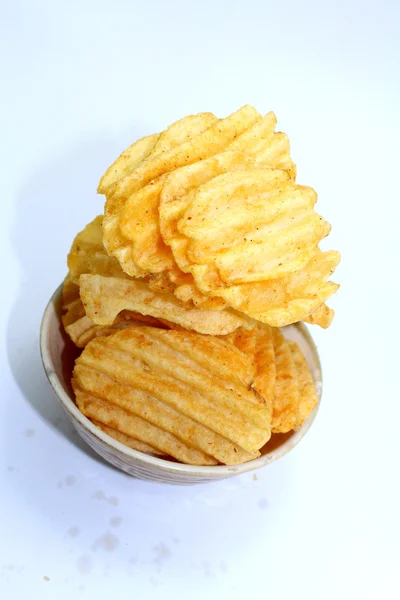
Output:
left=1, top=1, right=399, bottom=598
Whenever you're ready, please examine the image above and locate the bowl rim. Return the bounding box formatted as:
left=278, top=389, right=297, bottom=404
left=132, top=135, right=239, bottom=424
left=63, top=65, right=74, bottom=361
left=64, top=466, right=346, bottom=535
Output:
left=40, top=283, right=322, bottom=478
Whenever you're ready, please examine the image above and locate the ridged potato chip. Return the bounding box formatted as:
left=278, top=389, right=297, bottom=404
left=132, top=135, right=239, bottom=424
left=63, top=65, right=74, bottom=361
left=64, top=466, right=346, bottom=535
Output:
left=92, top=420, right=167, bottom=456
left=117, top=109, right=296, bottom=279
left=98, top=133, right=160, bottom=197
left=224, top=325, right=275, bottom=419
left=67, top=216, right=128, bottom=284
left=271, top=328, right=299, bottom=433
left=199, top=249, right=340, bottom=327
left=79, top=273, right=253, bottom=335
left=73, top=327, right=271, bottom=463
left=287, top=341, right=318, bottom=428
left=170, top=169, right=330, bottom=286
left=303, top=303, right=334, bottom=328
left=63, top=301, right=164, bottom=348
left=225, top=326, right=317, bottom=434
left=75, top=389, right=218, bottom=466
left=102, top=106, right=261, bottom=277
left=61, top=274, right=166, bottom=348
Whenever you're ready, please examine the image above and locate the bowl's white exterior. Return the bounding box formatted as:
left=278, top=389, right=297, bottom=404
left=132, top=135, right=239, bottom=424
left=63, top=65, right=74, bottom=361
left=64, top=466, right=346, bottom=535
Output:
left=40, top=284, right=322, bottom=484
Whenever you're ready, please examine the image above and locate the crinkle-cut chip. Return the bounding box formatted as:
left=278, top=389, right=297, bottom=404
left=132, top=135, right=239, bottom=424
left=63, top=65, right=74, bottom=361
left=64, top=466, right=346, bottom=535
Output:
left=101, top=113, right=219, bottom=277
left=174, top=169, right=330, bottom=285
left=62, top=299, right=166, bottom=348
left=224, top=327, right=258, bottom=364
left=61, top=270, right=167, bottom=347
left=74, top=387, right=217, bottom=466
left=62, top=275, right=84, bottom=327
left=102, top=106, right=260, bottom=277
left=303, top=304, right=334, bottom=328
left=67, top=216, right=129, bottom=284
left=91, top=420, right=168, bottom=456
left=74, top=366, right=258, bottom=465
left=62, top=274, right=80, bottom=306
left=271, top=329, right=299, bottom=433
left=147, top=267, right=226, bottom=311
left=251, top=325, right=276, bottom=419
left=146, top=112, right=218, bottom=159
left=72, top=327, right=270, bottom=460
left=79, top=274, right=252, bottom=335
left=159, top=120, right=296, bottom=257
left=166, top=267, right=227, bottom=310
left=106, top=114, right=218, bottom=276
left=110, top=106, right=259, bottom=202
left=97, top=133, right=160, bottom=196
left=194, top=250, right=340, bottom=327
left=118, top=176, right=175, bottom=274
left=224, top=325, right=275, bottom=420
left=287, top=341, right=318, bottom=429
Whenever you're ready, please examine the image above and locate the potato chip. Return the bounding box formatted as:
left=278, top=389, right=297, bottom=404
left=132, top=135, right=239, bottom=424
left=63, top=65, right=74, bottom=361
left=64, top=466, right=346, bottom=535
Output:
left=62, top=273, right=80, bottom=307
left=63, top=301, right=165, bottom=348
left=271, top=328, right=299, bottom=433
left=303, top=303, right=334, bottom=328
left=101, top=112, right=220, bottom=276
left=287, top=341, right=318, bottom=428
left=61, top=275, right=84, bottom=326
left=91, top=420, right=167, bottom=456
left=102, top=106, right=261, bottom=277
left=75, top=374, right=257, bottom=465
left=146, top=113, right=218, bottom=159
left=79, top=273, right=253, bottom=335
left=251, top=326, right=276, bottom=419
left=224, top=325, right=275, bottom=419
left=98, top=133, right=160, bottom=196
left=172, top=169, right=330, bottom=285
left=161, top=267, right=227, bottom=310
left=61, top=273, right=166, bottom=348
left=197, top=249, right=340, bottom=327
left=67, top=216, right=128, bottom=284
left=75, top=388, right=217, bottom=465
left=73, top=327, right=270, bottom=462
left=109, top=106, right=258, bottom=202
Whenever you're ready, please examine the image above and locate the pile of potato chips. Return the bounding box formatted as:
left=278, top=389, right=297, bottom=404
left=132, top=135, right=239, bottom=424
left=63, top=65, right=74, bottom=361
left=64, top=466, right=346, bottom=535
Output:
left=62, top=105, right=339, bottom=465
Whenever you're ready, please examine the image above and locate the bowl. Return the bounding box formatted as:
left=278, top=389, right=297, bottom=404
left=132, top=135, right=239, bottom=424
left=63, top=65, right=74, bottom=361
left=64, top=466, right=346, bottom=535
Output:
left=40, top=284, right=322, bottom=484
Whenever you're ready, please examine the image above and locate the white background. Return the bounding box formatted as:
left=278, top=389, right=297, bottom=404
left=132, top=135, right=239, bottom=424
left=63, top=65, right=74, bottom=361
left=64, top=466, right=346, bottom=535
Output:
left=1, top=1, right=399, bottom=598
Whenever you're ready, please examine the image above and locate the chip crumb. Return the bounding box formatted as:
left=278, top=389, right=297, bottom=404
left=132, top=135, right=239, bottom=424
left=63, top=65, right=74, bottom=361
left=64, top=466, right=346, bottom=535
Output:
left=253, top=473, right=258, bottom=481
left=44, top=576, right=50, bottom=581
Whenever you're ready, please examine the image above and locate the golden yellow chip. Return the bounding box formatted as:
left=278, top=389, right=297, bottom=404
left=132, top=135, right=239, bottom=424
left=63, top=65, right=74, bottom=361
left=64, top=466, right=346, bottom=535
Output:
left=160, top=267, right=227, bottom=310
left=79, top=273, right=253, bottom=335
left=171, top=169, right=330, bottom=285
left=73, top=327, right=270, bottom=463
left=287, top=341, right=318, bottom=429
left=271, top=328, right=299, bottom=433
left=251, top=325, right=276, bottom=419
left=146, top=112, right=218, bottom=159
left=101, top=112, right=220, bottom=277
left=61, top=273, right=166, bottom=348
left=62, top=273, right=80, bottom=306
left=102, top=106, right=261, bottom=277
left=303, top=303, right=335, bottom=328
left=92, top=420, right=167, bottom=456
left=224, top=325, right=275, bottom=419
left=109, top=106, right=258, bottom=202
left=62, top=303, right=164, bottom=349
left=67, top=216, right=128, bottom=284
left=200, top=249, right=340, bottom=327
left=98, top=133, right=160, bottom=196
left=75, top=388, right=218, bottom=466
